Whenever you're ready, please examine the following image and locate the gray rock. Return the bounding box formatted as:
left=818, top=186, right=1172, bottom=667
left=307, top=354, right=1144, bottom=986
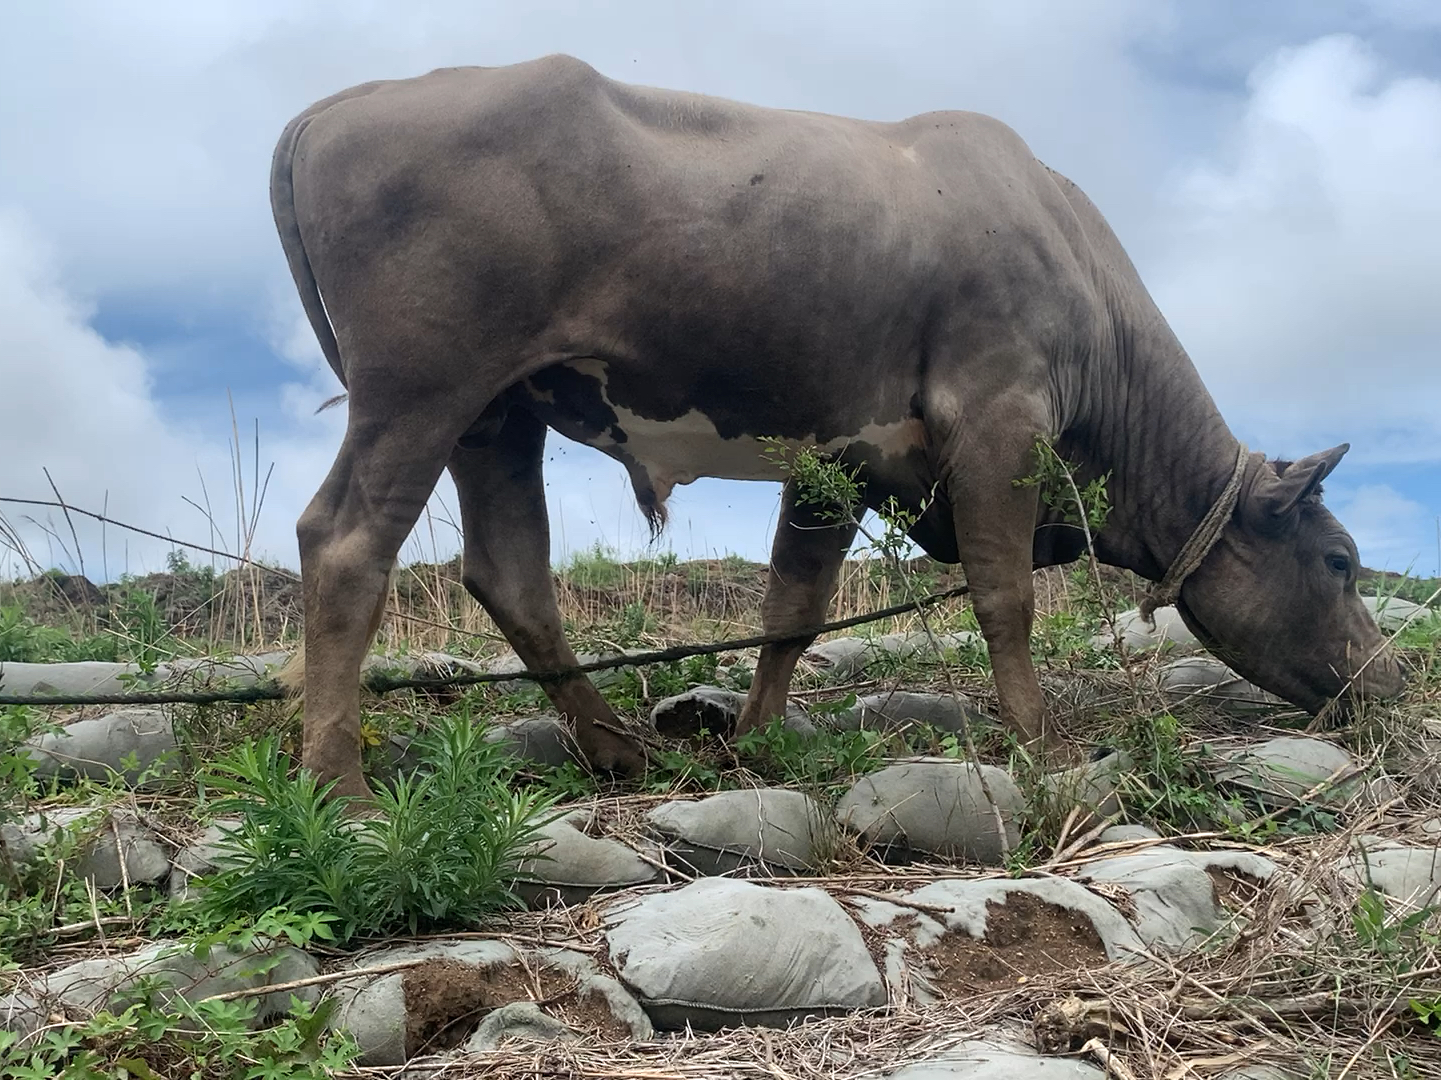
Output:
left=158, top=652, right=291, bottom=689
left=835, top=760, right=1024, bottom=864
left=1340, top=841, right=1441, bottom=909
left=1217, top=1067, right=1300, bottom=1080
left=168, top=819, right=242, bottom=902
left=1041, top=750, right=1132, bottom=821
left=464, top=1001, right=579, bottom=1051
left=1098, top=824, right=1161, bottom=844
left=2, top=807, right=171, bottom=888
left=646, top=789, right=823, bottom=876
left=1363, top=594, right=1430, bottom=632
left=24, top=708, right=181, bottom=788
left=650, top=686, right=814, bottom=739
left=482, top=715, right=580, bottom=768
left=1075, top=844, right=1224, bottom=952
left=514, top=808, right=657, bottom=907
left=1091, top=606, right=1198, bottom=653
left=1216, top=737, right=1361, bottom=810
left=830, top=691, right=993, bottom=737
left=0, top=660, right=155, bottom=699
left=329, top=940, right=516, bottom=1066
left=604, top=877, right=885, bottom=1030
left=1154, top=657, right=1286, bottom=714
left=0, top=989, right=45, bottom=1038
left=803, top=632, right=982, bottom=681
left=484, top=649, right=640, bottom=693
left=534, top=947, right=653, bottom=1041
left=887, top=1039, right=1105, bottom=1080
left=45, top=940, right=319, bottom=1024
left=852, top=876, right=1145, bottom=1004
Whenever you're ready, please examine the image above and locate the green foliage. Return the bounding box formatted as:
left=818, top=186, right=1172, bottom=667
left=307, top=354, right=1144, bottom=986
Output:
left=1113, top=712, right=1242, bottom=834
left=0, top=605, right=117, bottom=663
left=734, top=717, right=892, bottom=795
left=562, top=542, right=627, bottom=589
left=1014, top=437, right=1112, bottom=534
left=194, top=712, right=559, bottom=942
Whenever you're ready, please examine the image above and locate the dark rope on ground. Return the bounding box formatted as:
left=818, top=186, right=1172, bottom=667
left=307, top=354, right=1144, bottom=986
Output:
left=0, top=584, right=971, bottom=708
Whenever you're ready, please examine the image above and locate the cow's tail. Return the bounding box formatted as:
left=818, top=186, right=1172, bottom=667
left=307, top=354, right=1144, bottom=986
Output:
left=270, top=107, right=346, bottom=387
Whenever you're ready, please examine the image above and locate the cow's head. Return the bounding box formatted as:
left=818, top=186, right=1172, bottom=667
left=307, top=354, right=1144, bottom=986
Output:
left=1174, top=445, right=1406, bottom=716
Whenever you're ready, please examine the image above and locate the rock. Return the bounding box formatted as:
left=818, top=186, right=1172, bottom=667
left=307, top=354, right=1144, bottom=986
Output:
left=1363, top=594, right=1430, bottom=632
left=45, top=940, right=319, bottom=1025
left=803, top=632, right=982, bottom=680
left=1041, top=750, right=1132, bottom=821
left=0, top=989, right=45, bottom=1038
left=168, top=819, right=241, bottom=902
left=1154, top=657, right=1285, bottom=714
left=604, top=877, right=885, bottom=1030
left=1340, top=841, right=1441, bottom=909
left=329, top=939, right=651, bottom=1065
left=1090, top=606, right=1198, bottom=653
left=2, top=807, right=171, bottom=889
left=158, top=652, right=291, bottom=689
left=835, top=760, right=1023, bottom=864
left=1215, top=737, right=1361, bottom=810
left=1098, top=824, right=1161, bottom=844
left=484, top=649, right=640, bottom=693
left=514, top=808, right=657, bottom=907
left=887, top=1039, right=1106, bottom=1079
left=830, top=691, right=993, bottom=737
left=650, top=686, right=814, bottom=739
left=852, top=876, right=1145, bottom=1004
left=23, top=708, right=181, bottom=788
left=482, top=715, right=580, bottom=769
left=646, top=789, right=823, bottom=876
left=0, top=660, right=156, bottom=699
left=1072, top=843, right=1279, bottom=953
left=329, top=940, right=516, bottom=1065
left=1217, top=1067, right=1300, bottom=1080
left=463, top=1001, right=579, bottom=1051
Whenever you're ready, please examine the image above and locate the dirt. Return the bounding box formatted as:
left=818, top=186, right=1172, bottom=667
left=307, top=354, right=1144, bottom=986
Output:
left=914, top=893, right=1111, bottom=996
left=401, top=956, right=632, bottom=1056
left=1208, top=867, right=1267, bottom=912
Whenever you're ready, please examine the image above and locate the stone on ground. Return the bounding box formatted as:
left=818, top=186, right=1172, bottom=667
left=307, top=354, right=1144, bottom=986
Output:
left=1090, top=606, right=1199, bottom=653
left=0, top=989, right=45, bottom=1038
left=2, top=807, right=171, bottom=888
left=604, top=877, right=885, bottom=1030
left=646, top=788, right=823, bottom=876
left=1041, top=750, right=1132, bottom=821
left=1339, top=840, right=1441, bottom=909
left=159, top=651, right=291, bottom=688
left=0, top=660, right=155, bottom=699
left=534, top=946, right=654, bottom=1041
left=482, top=715, right=581, bottom=768
left=803, top=631, right=982, bottom=680
left=514, top=808, right=657, bottom=907
left=1215, top=737, right=1362, bottom=810
left=24, top=707, right=181, bottom=788
left=45, top=940, right=319, bottom=1025
left=835, top=760, right=1023, bottom=864
left=1154, top=657, right=1285, bottom=714
left=483, top=648, right=640, bottom=693
left=168, top=819, right=242, bottom=902
left=649, top=685, right=813, bottom=738
left=1362, top=593, right=1430, bottom=632
left=463, top=1001, right=579, bottom=1051
left=852, top=876, right=1145, bottom=1004
left=829, top=691, right=993, bottom=737
left=1099, top=824, right=1161, bottom=844
left=886, top=1039, right=1105, bottom=1079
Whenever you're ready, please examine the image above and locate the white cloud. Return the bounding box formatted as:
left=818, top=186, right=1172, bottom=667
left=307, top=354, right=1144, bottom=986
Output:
left=1330, top=483, right=1438, bottom=575
left=1151, top=35, right=1441, bottom=464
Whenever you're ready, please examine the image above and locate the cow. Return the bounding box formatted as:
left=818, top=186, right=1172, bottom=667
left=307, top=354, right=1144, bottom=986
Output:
left=270, top=54, right=1404, bottom=800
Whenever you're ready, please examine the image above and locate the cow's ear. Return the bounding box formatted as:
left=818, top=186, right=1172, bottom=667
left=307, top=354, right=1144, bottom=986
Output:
left=1254, top=444, right=1349, bottom=518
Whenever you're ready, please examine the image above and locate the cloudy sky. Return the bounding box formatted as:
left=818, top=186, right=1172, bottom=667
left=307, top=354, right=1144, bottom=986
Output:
left=1, top=0, right=1438, bottom=581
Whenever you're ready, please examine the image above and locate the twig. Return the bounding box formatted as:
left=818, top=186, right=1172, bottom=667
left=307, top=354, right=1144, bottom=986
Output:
left=197, top=957, right=434, bottom=1003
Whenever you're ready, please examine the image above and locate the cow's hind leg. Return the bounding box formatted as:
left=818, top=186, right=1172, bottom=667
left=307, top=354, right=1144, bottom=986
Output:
left=297, top=388, right=474, bottom=800
left=735, top=480, right=858, bottom=737
left=448, top=408, right=646, bottom=777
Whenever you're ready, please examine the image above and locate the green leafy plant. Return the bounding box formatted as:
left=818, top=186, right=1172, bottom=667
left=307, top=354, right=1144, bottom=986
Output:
left=194, top=711, right=560, bottom=941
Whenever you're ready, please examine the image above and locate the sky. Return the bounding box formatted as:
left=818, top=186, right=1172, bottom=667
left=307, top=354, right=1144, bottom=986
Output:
left=0, top=0, right=1438, bottom=581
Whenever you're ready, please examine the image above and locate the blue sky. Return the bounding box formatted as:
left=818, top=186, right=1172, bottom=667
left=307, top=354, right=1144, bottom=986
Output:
left=0, top=1, right=1438, bottom=580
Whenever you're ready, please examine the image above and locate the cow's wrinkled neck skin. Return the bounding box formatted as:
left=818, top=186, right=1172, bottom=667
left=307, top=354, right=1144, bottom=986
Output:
left=1061, top=287, right=1244, bottom=587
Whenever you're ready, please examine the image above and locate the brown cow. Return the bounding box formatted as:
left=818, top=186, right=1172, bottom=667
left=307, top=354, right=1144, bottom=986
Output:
left=270, top=55, right=1403, bottom=799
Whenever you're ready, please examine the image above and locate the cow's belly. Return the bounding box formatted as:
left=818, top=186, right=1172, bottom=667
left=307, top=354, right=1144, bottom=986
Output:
left=518, top=357, right=928, bottom=522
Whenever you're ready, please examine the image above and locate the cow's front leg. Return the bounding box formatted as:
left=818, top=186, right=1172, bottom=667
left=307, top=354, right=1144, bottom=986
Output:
left=929, top=390, right=1050, bottom=751
left=736, top=480, right=858, bottom=737
left=448, top=409, right=646, bottom=777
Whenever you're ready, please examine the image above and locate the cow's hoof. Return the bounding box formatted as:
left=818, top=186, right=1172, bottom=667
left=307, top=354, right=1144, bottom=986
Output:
left=580, top=723, right=648, bottom=780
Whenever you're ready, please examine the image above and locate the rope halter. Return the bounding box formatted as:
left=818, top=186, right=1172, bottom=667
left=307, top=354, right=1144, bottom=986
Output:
left=1139, top=443, right=1250, bottom=627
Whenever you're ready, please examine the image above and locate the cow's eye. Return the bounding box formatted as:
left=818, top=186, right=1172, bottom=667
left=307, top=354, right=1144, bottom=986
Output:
left=1326, top=553, right=1351, bottom=577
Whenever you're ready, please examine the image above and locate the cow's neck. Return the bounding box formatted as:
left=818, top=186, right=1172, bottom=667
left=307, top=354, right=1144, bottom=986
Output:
left=1070, top=302, right=1245, bottom=584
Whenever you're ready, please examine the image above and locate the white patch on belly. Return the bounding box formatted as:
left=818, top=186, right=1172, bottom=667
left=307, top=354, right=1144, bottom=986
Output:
left=525, top=358, right=924, bottom=508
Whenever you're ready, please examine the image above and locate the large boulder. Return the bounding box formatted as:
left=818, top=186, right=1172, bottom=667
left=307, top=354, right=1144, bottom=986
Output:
left=482, top=715, right=581, bottom=768
left=646, top=788, right=824, bottom=876
left=1339, top=840, right=1441, bottom=910
left=23, top=708, right=181, bottom=788
left=1091, top=606, right=1199, bottom=653
left=1154, top=657, right=1286, bottom=714
left=835, top=760, right=1023, bottom=864
left=803, top=632, right=982, bottom=680
left=2, top=806, right=171, bottom=889
left=829, top=691, right=994, bottom=737
left=168, top=819, right=242, bottom=902
left=1214, top=737, right=1368, bottom=811
left=650, top=686, right=814, bottom=739
left=1362, top=594, right=1430, bottom=632
left=604, top=877, right=885, bottom=1030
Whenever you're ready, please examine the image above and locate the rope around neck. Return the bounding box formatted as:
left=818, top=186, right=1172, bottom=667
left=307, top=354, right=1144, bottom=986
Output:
left=1140, top=443, right=1250, bottom=626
